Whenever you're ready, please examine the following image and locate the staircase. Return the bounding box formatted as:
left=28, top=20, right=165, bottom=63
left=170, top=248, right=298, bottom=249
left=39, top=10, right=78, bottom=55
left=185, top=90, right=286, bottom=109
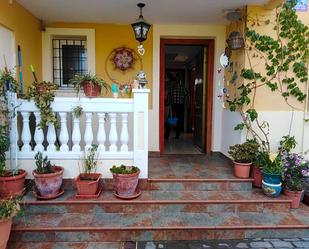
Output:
left=8, top=155, right=309, bottom=248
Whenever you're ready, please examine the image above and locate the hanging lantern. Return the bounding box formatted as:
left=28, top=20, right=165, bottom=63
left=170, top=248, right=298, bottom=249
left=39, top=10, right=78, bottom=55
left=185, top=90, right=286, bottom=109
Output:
left=131, top=3, right=151, bottom=56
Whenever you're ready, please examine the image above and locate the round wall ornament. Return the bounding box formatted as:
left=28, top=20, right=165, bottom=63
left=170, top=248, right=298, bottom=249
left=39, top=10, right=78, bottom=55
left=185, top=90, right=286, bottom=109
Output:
left=111, top=47, right=135, bottom=71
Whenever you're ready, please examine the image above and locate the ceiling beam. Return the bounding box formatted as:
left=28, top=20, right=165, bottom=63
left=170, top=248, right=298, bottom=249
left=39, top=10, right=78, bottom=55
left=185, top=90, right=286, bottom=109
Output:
left=264, top=0, right=284, bottom=10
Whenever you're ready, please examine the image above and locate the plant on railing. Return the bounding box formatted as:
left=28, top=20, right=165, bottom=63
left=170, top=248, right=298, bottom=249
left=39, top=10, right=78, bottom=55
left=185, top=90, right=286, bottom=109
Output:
left=26, top=81, right=58, bottom=128
left=72, top=105, right=83, bottom=118
left=227, top=0, right=309, bottom=152
left=34, top=152, right=54, bottom=174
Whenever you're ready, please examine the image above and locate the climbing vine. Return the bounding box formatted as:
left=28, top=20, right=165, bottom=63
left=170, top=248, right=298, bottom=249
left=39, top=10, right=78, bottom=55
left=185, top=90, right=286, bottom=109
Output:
left=227, top=0, right=309, bottom=153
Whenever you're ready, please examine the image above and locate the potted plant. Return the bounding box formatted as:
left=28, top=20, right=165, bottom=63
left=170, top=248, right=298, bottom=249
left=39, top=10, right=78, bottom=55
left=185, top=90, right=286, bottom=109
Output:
left=0, top=70, right=27, bottom=198
left=110, top=165, right=140, bottom=198
left=75, top=144, right=101, bottom=196
left=32, top=152, right=64, bottom=198
left=281, top=153, right=309, bottom=208
left=0, top=198, right=20, bottom=249
left=70, top=73, right=110, bottom=97
left=228, top=141, right=259, bottom=178
left=252, top=151, right=268, bottom=188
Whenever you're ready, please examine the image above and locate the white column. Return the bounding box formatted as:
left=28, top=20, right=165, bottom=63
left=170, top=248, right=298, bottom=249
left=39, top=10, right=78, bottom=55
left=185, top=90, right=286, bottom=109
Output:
left=21, top=112, right=31, bottom=152
left=97, top=113, right=106, bottom=153
left=59, top=112, right=69, bottom=152
left=34, top=112, right=44, bottom=152
left=109, top=113, right=118, bottom=152
left=133, top=89, right=150, bottom=178
left=84, top=112, right=93, bottom=151
left=47, top=123, right=57, bottom=152
left=72, top=117, right=81, bottom=152
left=120, top=113, right=129, bottom=152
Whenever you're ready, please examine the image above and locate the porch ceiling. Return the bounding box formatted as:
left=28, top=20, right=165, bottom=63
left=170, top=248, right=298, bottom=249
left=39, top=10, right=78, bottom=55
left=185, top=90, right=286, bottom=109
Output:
left=16, top=0, right=269, bottom=24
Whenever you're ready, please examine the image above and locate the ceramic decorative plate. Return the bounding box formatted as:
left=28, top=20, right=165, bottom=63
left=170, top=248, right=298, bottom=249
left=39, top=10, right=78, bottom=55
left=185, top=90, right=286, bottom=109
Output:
left=111, top=47, right=135, bottom=71
left=220, top=53, right=229, bottom=68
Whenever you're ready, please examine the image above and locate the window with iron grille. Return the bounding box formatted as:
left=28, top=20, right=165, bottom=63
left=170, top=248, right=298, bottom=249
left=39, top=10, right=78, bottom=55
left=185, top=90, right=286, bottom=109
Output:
left=53, top=37, right=88, bottom=87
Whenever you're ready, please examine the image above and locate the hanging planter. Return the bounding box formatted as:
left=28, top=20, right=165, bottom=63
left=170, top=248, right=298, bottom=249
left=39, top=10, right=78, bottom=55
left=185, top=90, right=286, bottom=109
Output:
left=227, top=31, right=244, bottom=50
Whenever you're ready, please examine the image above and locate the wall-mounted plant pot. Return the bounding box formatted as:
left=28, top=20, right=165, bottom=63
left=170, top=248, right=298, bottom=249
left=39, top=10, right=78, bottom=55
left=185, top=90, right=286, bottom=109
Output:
left=33, top=166, right=64, bottom=198
left=233, top=161, right=252, bottom=178
left=262, top=171, right=282, bottom=185
left=76, top=173, right=101, bottom=196
left=253, top=165, right=263, bottom=188
left=83, top=81, right=101, bottom=97
left=283, top=189, right=304, bottom=209
left=0, top=217, right=12, bottom=249
left=262, top=180, right=282, bottom=198
left=0, top=170, right=27, bottom=198
left=112, top=170, right=140, bottom=197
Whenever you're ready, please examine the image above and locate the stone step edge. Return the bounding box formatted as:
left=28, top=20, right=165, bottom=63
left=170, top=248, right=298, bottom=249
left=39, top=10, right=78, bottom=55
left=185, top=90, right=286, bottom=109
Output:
left=12, top=224, right=309, bottom=232
left=147, top=178, right=254, bottom=182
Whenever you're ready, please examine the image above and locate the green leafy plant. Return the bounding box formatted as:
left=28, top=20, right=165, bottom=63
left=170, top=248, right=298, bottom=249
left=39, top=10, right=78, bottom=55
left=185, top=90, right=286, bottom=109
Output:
left=228, top=141, right=259, bottom=163
left=0, top=198, right=21, bottom=220
left=72, top=105, right=83, bottom=118
left=69, top=73, right=110, bottom=95
left=279, top=135, right=297, bottom=154
left=26, top=81, right=58, bottom=129
left=0, top=125, right=9, bottom=176
left=34, top=152, right=54, bottom=174
left=263, top=153, right=284, bottom=175
left=81, top=144, right=98, bottom=175
left=110, top=165, right=140, bottom=174
left=227, top=0, right=309, bottom=152
left=253, top=151, right=270, bottom=169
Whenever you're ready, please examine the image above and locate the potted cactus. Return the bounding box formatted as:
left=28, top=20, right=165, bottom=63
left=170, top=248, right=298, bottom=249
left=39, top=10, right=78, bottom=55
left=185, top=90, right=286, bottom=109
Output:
left=75, top=144, right=101, bottom=197
left=70, top=72, right=110, bottom=97
left=228, top=141, right=259, bottom=178
left=32, top=152, right=64, bottom=199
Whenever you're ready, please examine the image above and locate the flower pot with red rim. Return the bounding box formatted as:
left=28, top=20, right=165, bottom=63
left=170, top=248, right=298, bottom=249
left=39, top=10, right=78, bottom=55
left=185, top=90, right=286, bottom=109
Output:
left=76, top=173, right=101, bottom=196
left=83, top=81, right=101, bottom=97
left=112, top=170, right=140, bottom=197
left=233, top=161, right=252, bottom=178
left=33, top=166, right=64, bottom=198
left=253, top=165, right=263, bottom=188
left=0, top=169, right=27, bottom=198
left=283, top=189, right=304, bottom=209
left=0, top=217, right=12, bottom=249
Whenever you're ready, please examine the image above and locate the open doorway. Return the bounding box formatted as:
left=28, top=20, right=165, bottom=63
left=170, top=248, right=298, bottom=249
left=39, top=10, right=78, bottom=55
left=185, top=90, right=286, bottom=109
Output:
left=160, top=39, right=214, bottom=155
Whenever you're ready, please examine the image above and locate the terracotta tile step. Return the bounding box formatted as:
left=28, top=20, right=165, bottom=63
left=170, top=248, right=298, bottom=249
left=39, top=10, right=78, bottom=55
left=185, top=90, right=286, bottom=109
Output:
left=7, top=242, right=120, bottom=249
left=21, top=189, right=292, bottom=214
left=10, top=204, right=309, bottom=242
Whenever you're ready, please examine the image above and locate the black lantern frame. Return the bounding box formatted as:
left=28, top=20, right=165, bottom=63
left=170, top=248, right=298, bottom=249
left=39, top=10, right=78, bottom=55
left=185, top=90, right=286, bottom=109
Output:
left=131, top=3, right=151, bottom=44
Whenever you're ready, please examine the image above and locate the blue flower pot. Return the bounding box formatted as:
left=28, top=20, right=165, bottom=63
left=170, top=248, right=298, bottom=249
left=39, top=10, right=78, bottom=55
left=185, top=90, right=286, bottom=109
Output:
left=262, top=180, right=282, bottom=198
left=262, top=171, right=282, bottom=184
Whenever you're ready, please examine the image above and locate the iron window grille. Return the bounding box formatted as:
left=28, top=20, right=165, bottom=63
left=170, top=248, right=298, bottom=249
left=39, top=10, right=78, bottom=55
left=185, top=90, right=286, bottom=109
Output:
left=52, top=37, right=88, bottom=87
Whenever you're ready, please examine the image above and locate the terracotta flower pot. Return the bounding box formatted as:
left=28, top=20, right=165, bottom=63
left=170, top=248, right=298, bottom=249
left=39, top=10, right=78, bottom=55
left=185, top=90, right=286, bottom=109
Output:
left=0, top=170, right=27, bottom=198
left=112, top=170, right=140, bottom=197
left=83, top=81, right=101, bottom=97
left=283, top=189, right=304, bottom=209
left=33, top=166, right=64, bottom=198
left=253, top=165, right=263, bottom=188
left=76, top=173, right=101, bottom=196
left=233, top=161, right=252, bottom=178
left=0, top=217, right=12, bottom=249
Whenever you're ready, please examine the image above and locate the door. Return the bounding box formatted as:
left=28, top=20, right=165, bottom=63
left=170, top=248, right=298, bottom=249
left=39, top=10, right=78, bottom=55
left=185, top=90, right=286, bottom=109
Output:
left=193, top=47, right=206, bottom=151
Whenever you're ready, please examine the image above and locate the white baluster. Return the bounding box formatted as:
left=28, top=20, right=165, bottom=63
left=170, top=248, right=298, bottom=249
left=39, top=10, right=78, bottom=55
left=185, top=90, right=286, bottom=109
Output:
left=59, top=112, right=69, bottom=152
left=72, top=116, right=81, bottom=152
left=120, top=113, right=129, bottom=152
left=84, top=112, right=93, bottom=151
left=21, top=112, right=31, bottom=152
left=97, top=113, right=106, bottom=153
left=34, top=112, right=44, bottom=152
left=109, top=113, right=118, bottom=152
left=47, top=123, right=56, bottom=152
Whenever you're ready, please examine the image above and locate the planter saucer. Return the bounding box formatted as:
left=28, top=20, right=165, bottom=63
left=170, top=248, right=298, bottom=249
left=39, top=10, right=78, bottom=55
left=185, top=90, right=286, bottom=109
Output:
left=113, top=189, right=142, bottom=200
left=34, top=188, right=64, bottom=200
left=75, top=185, right=103, bottom=199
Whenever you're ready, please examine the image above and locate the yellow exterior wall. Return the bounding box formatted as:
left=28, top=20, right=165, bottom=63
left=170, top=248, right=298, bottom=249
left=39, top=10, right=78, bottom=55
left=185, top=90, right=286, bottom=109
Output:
left=0, top=0, right=42, bottom=87
left=46, top=22, right=153, bottom=100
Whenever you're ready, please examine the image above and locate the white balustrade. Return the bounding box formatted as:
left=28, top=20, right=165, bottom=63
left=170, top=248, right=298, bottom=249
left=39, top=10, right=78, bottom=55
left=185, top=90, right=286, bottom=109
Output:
left=109, top=113, right=118, bottom=152
left=10, top=89, right=150, bottom=178
left=34, top=112, right=44, bottom=152
left=72, top=117, right=81, bottom=152
left=21, top=112, right=31, bottom=152
left=120, top=113, right=129, bottom=152
left=84, top=112, right=93, bottom=151
left=59, top=112, right=69, bottom=152
left=97, top=113, right=106, bottom=153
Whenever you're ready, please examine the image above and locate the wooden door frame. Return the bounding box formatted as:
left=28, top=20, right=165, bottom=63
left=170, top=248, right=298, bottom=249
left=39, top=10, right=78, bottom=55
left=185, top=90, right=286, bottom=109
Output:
left=159, top=38, right=214, bottom=155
